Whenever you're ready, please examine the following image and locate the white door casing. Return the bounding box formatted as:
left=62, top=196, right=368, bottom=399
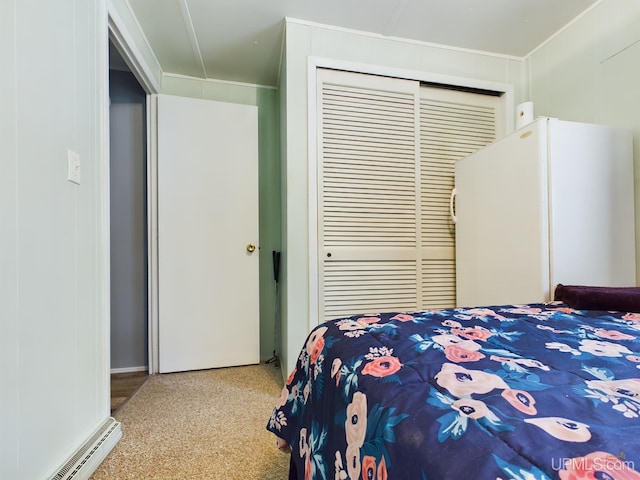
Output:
left=157, top=94, right=259, bottom=373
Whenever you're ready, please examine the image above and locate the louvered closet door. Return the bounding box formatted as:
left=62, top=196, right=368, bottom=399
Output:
left=318, top=69, right=421, bottom=322
left=317, top=69, right=502, bottom=322
left=419, top=87, right=500, bottom=308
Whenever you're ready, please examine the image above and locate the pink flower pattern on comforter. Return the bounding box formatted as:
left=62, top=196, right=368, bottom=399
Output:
left=267, top=303, right=640, bottom=479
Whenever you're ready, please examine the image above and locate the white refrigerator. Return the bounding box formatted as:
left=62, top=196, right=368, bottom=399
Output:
left=453, top=117, right=635, bottom=308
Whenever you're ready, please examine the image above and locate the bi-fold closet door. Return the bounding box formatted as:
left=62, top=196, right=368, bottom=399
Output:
left=316, top=68, right=500, bottom=322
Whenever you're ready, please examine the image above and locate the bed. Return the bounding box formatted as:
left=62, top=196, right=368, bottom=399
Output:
left=267, top=286, right=640, bottom=479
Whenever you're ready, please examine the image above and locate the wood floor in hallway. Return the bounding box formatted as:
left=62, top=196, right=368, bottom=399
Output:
left=111, top=371, right=148, bottom=413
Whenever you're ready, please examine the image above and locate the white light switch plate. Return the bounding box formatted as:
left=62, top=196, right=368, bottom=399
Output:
left=67, top=149, right=81, bottom=185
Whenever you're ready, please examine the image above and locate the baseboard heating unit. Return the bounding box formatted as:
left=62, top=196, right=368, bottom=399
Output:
left=50, top=417, right=122, bottom=480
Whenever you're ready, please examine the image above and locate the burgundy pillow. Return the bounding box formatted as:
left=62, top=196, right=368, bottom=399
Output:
left=554, top=283, right=640, bottom=312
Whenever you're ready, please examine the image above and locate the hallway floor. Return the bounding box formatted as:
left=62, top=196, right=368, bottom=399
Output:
left=110, top=371, right=148, bottom=413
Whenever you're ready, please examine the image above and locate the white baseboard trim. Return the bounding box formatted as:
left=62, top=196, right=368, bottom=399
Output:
left=110, top=365, right=148, bottom=374
left=49, top=417, right=122, bottom=480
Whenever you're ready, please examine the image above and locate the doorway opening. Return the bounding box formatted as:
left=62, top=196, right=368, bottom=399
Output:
left=108, top=38, right=150, bottom=410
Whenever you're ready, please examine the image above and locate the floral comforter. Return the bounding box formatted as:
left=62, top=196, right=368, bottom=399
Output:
left=267, top=303, right=640, bottom=479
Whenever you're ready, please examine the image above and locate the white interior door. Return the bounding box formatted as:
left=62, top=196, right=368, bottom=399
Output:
left=157, top=94, right=259, bottom=373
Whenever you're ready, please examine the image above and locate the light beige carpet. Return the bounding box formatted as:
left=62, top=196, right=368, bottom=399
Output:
left=91, top=363, right=290, bottom=480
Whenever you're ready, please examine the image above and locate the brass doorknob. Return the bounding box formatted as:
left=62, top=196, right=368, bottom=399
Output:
left=246, top=243, right=256, bottom=253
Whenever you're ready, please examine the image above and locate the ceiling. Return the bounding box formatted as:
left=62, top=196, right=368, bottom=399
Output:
left=125, top=0, right=599, bottom=87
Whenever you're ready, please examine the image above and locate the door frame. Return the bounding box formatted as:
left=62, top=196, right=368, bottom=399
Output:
left=107, top=8, right=161, bottom=374
left=307, top=56, right=515, bottom=330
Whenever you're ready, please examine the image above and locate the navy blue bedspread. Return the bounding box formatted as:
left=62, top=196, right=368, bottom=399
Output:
left=267, top=303, right=640, bottom=479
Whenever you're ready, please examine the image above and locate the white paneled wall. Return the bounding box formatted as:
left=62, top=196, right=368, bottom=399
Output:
left=0, top=0, right=19, bottom=473
left=528, top=0, right=640, bottom=283
left=1, top=1, right=110, bottom=479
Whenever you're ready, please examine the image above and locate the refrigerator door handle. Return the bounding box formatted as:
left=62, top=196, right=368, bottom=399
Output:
left=450, top=188, right=457, bottom=224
